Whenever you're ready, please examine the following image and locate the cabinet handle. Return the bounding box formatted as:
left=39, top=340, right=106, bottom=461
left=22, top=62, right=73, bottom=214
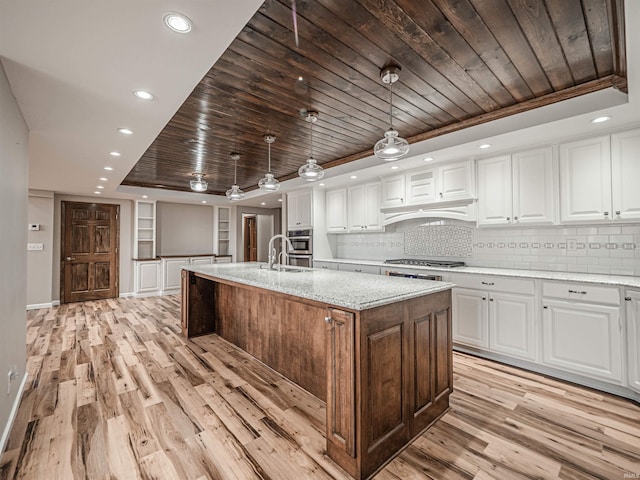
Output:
left=355, top=269, right=362, bottom=272
left=324, top=317, right=333, bottom=324
left=481, top=281, right=494, bottom=286
left=616, top=211, right=621, bottom=216
left=514, top=216, right=518, bottom=221
left=625, top=297, right=632, bottom=301
left=489, top=298, right=494, bottom=302
left=568, top=289, right=587, bottom=295
left=439, top=192, right=443, bottom=198
left=506, top=216, right=510, bottom=221
left=543, top=305, right=548, bottom=309
left=482, top=297, right=486, bottom=301
left=604, top=212, right=609, bottom=217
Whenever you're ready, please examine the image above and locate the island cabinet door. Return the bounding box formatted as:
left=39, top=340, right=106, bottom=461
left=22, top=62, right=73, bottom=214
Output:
left=326, top=308, right=357, bottom=469
left=410, top=293, right=453, bottom=435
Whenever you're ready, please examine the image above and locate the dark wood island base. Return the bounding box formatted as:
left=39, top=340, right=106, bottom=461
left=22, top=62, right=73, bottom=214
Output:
left=181, top=269, right=453, bottom=480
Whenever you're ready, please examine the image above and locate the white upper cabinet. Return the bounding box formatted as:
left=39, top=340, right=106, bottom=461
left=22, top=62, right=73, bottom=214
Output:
left=611, top=128, right=640, bottom=220
left=478, top=148, right=557, bottom=227
left=560, top=135, right=612, bottom=222
left=326, top=188, right=348, bottom=233
left=406, top=168, right=436, bottom=204
left=438, top=161, right=474, bottom=201
left=477, top=155, right=513, bottom=225
left=381, top=174, right=405, bottom=208
left=287, top=189, right=313, bottom=229
left=347, top=182, right=383, bottom=232
left=512, top=147, right=557, bottom=225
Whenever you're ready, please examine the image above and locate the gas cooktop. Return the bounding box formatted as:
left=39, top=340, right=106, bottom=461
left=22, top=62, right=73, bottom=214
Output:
left=384, top=259, right=465, bottom=268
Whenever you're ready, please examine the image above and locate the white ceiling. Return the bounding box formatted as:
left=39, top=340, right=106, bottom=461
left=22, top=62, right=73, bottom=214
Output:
left=1, top=0, right=639, bottom=209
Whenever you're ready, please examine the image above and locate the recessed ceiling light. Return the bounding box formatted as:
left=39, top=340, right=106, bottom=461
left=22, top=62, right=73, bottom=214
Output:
left=278, top=198, right=283, bottom=202
left=118, top=128, right=133, bottom=135
left=104, top=166, right=113, bottom=171
left=201, top=200, right=207, bottom=204
left=298, top=76, right=304, bottom=81
left=96, top=185, right=104, bottom=189
left=134, top=90, right=154, bottom=101
left=142, top=195, right=148, bottom=199
left=591, top=116, right=611, bottom=124
left=261, top=202, right=266, bottom=206
left=318, top=183, right=325, bottom=186
left=163, top=12, right=192, bottom=33
left=479, top=143, right=492, bottom=149
left=350, top=175, right=357, bottom=179
left=423, top=157, right=434, bottom=162
left=109, top=151, right=121, bottom=157
left=99, top=177, right=108, bottom=181
left=390, top=165, right=399, bottom=170
left=94, top=191, right=101, bottom=195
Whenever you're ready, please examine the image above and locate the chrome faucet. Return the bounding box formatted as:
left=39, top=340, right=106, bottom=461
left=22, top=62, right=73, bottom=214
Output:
left=268, top=234, right=294, bottom=270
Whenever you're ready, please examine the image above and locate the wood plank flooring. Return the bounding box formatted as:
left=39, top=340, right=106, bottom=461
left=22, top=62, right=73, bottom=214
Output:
left=1, top=296, right=639, bottom=479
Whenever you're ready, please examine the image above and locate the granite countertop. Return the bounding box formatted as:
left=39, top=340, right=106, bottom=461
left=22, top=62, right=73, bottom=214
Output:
left=182, top=262, right=453, bottom=311
left=314, top=258, right=640, bottom=289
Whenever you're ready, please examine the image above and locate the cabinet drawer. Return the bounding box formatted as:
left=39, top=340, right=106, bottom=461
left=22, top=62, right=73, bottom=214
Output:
left=449, top=273, right=534, bottom=295
left=542, top=281, right=619, bottom=305
left=338, top=263, right=380, bottom=275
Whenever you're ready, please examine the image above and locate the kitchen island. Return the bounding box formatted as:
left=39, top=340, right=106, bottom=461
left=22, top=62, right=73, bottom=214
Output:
left=181, top=262, right=454, bottom=479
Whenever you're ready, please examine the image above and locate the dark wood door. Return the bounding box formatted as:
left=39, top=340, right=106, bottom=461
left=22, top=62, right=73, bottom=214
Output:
left=61, top=202, right=119, bottom=303
left=243, top=216, right=257, bottom=262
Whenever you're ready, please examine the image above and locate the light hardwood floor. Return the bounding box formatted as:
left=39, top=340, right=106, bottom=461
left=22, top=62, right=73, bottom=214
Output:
left=1, top=296, right=639, bottom=479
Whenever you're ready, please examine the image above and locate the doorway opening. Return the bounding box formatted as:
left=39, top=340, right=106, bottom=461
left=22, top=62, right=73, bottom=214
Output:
left=242, top=214, right=274, bottom=262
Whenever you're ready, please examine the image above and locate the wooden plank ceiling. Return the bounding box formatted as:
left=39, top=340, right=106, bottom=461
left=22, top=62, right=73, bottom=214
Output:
left=122, top=0, right=627, bottom=196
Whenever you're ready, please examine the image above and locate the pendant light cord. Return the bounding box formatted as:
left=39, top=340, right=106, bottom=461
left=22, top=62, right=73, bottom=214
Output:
left=268, top=142, right=272, bottom=173
left=234, top=157, right=238, bottom=184
left=388, top=79, right=394, bottom=130
left=310, top=118, right=314, bottom=157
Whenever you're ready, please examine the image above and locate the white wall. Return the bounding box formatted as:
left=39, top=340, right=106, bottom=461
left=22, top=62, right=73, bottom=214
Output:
left=235, top=206, right=281, bottom=261
left=0, top=62, right=28, bottom=454
left=27, top=191, right=54, bottom=307
left=156, top=202, right=213, bottom=256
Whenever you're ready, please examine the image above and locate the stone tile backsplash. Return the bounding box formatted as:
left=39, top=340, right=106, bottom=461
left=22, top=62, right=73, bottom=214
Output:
left=333, top=223, right=640, bottom=276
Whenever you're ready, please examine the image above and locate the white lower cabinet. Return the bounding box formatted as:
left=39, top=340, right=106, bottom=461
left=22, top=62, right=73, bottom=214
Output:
left=452, top=287, right=535, bottom=360
left=452, top=288, right=489, bottom=348
left=338, top=263, right=380, bottom=275
left=314, top=260, right=339, bottom=270
left=489, top=292, right=536, bottom=360
left=541, top=299, right=623, bottom=384
left=162, top=257, right=190, bottom=293
left=134, top=259, right=160, bottom=294
left=625, top=290, right=640, bottom=393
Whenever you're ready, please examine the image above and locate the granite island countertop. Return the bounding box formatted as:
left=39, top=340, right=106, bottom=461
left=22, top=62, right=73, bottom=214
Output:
left=314, top=258, right=640, bottom=288
left=182, top=262, right=453, bottom=311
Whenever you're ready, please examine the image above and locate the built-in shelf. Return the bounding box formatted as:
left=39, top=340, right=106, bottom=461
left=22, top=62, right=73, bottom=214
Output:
left=135, top=200, right=156, bottom=259
left=215, top=206, right=231, bottom=256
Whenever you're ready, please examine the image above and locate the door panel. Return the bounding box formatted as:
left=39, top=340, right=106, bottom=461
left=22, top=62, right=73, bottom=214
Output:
left=62, top=202, right=119, bottom=303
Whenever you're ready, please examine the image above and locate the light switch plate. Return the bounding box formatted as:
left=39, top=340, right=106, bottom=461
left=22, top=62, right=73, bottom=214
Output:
left=28, top=224, right=40, bottom=231
left=27, top=243, right=44, bottom=251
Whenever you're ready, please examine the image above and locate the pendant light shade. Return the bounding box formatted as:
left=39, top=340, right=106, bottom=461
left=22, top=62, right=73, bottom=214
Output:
left=298, top=111, right=325, bottom=181
left=226, top=153, right=245, bottom=201
left=258, top=135, right=280, bottom=191
left=190, top=172, right=208, bottom=192
left=374, top=65, right=410, bottom=161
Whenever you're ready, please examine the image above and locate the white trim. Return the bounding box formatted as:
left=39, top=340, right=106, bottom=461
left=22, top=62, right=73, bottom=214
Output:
left=119, top=292, right=135, bottom=298
left=52, top=300, right=60, bottom=307
left=0, top=373, right=28, bottom=456
left=26, top=302, right=54, bottom=310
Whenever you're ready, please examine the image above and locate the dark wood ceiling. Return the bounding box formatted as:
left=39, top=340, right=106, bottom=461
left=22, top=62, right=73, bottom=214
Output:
left=122, top=0, right=627, bottom=196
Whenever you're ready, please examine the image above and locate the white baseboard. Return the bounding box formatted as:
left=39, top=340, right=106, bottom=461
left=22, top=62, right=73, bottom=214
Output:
left=26, top=302, right=53, bottom=310
left=119, top=292, right=135, bottom=298
left=52, top=300, right=60, bottom=306
left=0, top=373, right=28, bottom=456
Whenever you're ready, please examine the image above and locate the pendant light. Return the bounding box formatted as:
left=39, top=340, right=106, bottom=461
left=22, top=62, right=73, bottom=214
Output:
left=226, top=153, right=245, bottom=201
left=190, top=172, right=208, bottom=192
left=258, top=134, right=280, bottom=191
left=374, top=65, right=410, bottom=161
left=298, top=111, right=324, bottom=181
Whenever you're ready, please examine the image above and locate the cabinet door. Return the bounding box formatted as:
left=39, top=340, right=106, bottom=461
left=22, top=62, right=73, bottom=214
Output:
left=626, top=291, right=640, bottom=393
left=364, top=182, right=383, bottom=231
left=489, top=292, right=535, bottom=360
left=288, top=190, right=313, bottom=228
left=559, top=135, right=612, bottom=222
left=135, top=261, right=160, bottom=293
left=452, top=288, right=489, bottom=348
left=190, top=256, right=214, bottom=265
left=406, top=167, right=436, bottom=205
left=338, top=263, right=380, bottom=275
left=542, top=299, right=622, bottom=383
left=611, top=129, right=640, bottom=220
left=326, top=308, right=355, bottom=457
left=326, top=188, right=348, bottom=232
left=438, top=161, right=473, bottom=201
left=347, top=184, right=366, bottom=231
left=163, top=257, right=189, bottom=291
left=512, top=147, right=557, bottom=225
left=381, top=174, right=405, bottom=208
left=477, top=155, right=513, bottom=225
